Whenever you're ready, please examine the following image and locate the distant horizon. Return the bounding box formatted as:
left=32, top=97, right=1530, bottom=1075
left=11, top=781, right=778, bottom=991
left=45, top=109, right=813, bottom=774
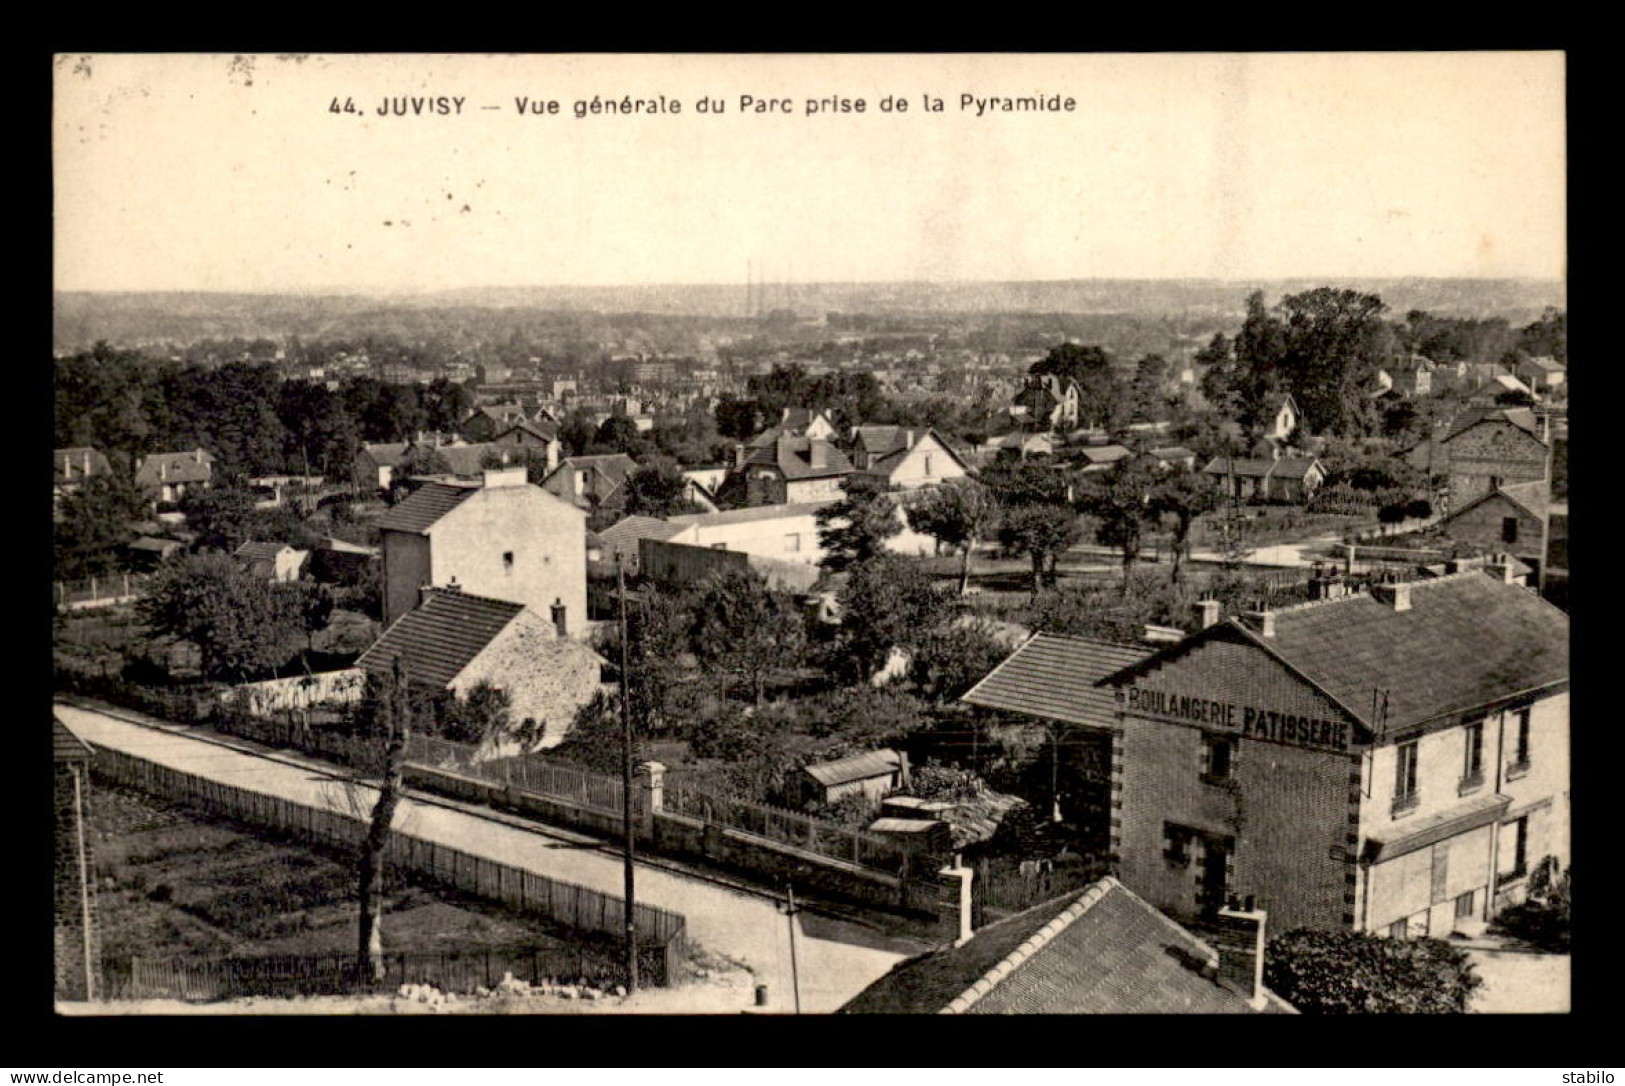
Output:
left=54, top=273, right=1569, bottom=299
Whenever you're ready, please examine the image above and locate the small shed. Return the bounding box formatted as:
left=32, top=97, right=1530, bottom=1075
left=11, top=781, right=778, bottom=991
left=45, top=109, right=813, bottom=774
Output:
left=798, top=748, right=906, bottom=808
left=866, top=817, right=955, bottom=859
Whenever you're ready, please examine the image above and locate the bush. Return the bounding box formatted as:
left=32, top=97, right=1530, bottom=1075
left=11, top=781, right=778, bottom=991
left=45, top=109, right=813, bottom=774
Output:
left=1264, top=929, right=1482, bottom=1013
left=1490, top=858, right=1570, bottom=951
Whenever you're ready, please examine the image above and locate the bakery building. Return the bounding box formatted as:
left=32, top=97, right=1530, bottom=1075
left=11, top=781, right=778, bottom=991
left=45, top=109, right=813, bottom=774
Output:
left=1099, top=570, right=1568, bottom=939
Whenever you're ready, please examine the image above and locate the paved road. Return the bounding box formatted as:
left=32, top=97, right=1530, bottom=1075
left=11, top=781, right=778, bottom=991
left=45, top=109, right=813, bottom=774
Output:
left=56, top=703, right=911, bottom=1013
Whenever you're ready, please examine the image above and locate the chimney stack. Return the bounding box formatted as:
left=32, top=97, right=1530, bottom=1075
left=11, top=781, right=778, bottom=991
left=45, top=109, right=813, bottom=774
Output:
left=551, top=598, right=568, bottom=639
left=1372, top=581, right=1412, bottom=612
left=1208, top=902, right=1270, bottom=1010
left=1245, top=610, right=1275, bottom=638
left=83, top=451, right=92, bottom=476
left=1194, top=600, right=1222, bottom=629
left=734, top=443, right=747, bottom=470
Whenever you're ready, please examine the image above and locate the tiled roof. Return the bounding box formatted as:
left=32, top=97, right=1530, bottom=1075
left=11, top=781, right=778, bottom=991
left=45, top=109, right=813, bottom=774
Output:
left=803, top=749, right=901, bottom=788
left=54, top=716, right=94, bottom=762
left=599, top=515, right=686, bottom=549
left=1441, top=484, right=1548, bottom=528
left=666, top=500, right=837, bottom=529
left=1202, top=457, right=1319, bottom=480
left=1444, top=406, right=1543, bottom=444
left=135, top=450, right=213, bottom=487
left=743, top=435, right=854, bottom=480
left=1148, top=446, right=1196, bottom=461
left=428, top=442, right=509, bottom=477
left=840, top=878, right=1270, bottom=1014
left=360, top=442, right=409, bottom=467
left=1521, top=357, right=1565, bottom=373
left=233, top=540, right=290, bottom=564
left=1079, top=444, right=1132, bottom=464
left=555, top=454, right=639, bottom=486
left=375, top=481, right=479, bottom=534
left=356, top=588, right=525, bottom=690
left=1191, top=572, right=1568, bottom=735
left=963, top=634, right=1154, bottom=728
left=55, top=447, right=112, bottom=484
left=127, top=536, right=182, bottom=554
left=496, top=420, right=559, bottom=444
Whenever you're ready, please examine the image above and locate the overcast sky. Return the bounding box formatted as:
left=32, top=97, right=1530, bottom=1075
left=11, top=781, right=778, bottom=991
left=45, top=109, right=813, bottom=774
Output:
left=52, top=52, right=1566, bottom=294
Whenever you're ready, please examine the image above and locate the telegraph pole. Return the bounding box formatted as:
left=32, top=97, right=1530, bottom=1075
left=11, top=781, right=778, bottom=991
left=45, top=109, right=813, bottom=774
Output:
left=615, top=554, right=639, bottom=994
left=779, top=882, right=802, bottom=1014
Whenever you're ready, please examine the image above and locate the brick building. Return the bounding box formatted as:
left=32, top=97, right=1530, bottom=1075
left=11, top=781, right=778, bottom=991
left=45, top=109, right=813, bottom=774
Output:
left=1100, top=571, right=1568, bottom=938
left=1406, top=406, right=1550, bottom=511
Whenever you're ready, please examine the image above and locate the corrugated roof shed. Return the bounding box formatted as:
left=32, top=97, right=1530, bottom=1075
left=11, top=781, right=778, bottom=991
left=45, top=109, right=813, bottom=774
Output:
left=356, top=588, right=525, bottom=689
left=962, top=634, right=1154, bottom=728
left=840, top=877, right=1279, bottom=1014
left=375, top=481, right=480, bottom=534
left=803, top=749, right=902, bottom=788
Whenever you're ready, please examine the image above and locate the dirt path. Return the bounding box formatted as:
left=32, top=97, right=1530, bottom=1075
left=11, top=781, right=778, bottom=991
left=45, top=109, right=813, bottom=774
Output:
left=58, top=703, right=912, bottom=1013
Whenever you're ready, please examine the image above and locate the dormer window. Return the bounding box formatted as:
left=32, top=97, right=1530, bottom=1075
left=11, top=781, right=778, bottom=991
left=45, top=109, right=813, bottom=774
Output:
left=503, top=551, right=515, bottom=569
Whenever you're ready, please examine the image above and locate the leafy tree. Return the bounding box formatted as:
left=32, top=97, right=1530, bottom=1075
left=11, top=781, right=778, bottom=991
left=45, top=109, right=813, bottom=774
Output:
left=905, top=477, right=999, bottom=594
left=829, top=555, right=950, bottom=684
left=553, top=689, right=651, bottom=776
left=558, top=407, right=600, bottom=457
left=1264, top=930, right=1483, bottom=1013
left=594, top=415, right=645, bottom=456
left=357, top=657, right=413, bottom=983
left=690, top=568, right=806, bottom=705
left=908, top=619, right=1012, bottom=702
left=998, top=504, right=1082, bottom=595
left=434, top=680, right=514, bottom=745
left=54, top=467, right=148, bottom=579
left=420, top=376, right=473, bottom=434
left=138, top=553, right=304, bottom=680
left=1147, top=468, right=1221, bottom=582
left=1075, top=464, right=1159, bottom=592
left=978, top=458, right=1070, bottom=509
left=714, top=395, right=763, bottom=440
left=816, top=476, right=902, bottom=573
left=290, top=581, right=335, bottom=651
left=1277, top=287, right=1389, bottom=436
left=593, top=583, right=700, bottom=735
left=1130, top=353, right=1171, bottom=423
left=1030, top=344, right=1122, bottom=430
left=396, top=443, right=454, bottom=478
left=180, top=484, right=261, bottom=553
left=622, top=458, right=702, bottom=519
left=1515, top=307, right=1566, bottom=364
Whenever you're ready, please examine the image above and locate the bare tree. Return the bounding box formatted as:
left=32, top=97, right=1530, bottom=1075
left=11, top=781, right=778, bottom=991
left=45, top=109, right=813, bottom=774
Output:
left=357, top=657, right=413, bottom=983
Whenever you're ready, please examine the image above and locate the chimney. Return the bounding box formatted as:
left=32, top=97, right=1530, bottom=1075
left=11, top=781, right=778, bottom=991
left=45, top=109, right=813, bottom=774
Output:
left=1245, top=610, right=1275, bottom=638
left=1343, top=544, right=1357, bottom=577
left=905, top=430, right=915, bottom=449
left=1208, top=901, right=1269, bottom=1010
left=1372, top=581, right=1412, bottom=612
left=195, top=449, right=203, bottom=464
left=1194, top=599, right=1222, bottom=629
left=83, top=451, right=92, bottom=475
left=551, top=598, right=569, bottom=639
left=734, top=443, right=747, bottom=470
left=482, top=466, right=527, bottom=489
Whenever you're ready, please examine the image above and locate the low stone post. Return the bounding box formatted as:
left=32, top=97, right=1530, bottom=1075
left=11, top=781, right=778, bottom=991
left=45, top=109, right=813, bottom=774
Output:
left=636, top=761, right=665, bottom=841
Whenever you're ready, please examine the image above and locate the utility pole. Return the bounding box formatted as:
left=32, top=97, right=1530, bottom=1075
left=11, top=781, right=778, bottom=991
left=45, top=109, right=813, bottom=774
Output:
left=1050, top=725, right=1062, bottom=824
left=779, top=881, right=802, bottom=1014
left=615, top=554, right=639, bottom=994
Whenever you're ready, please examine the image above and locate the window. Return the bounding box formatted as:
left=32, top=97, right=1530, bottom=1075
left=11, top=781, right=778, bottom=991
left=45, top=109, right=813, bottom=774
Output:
left=1499, top=815, right=1530, bottom=886
left=1502, top=517, right=1519, bottom=544
left=1510, top=708, right=1532, bottom=774
left=785, top=533, right=801, bottom=553
left=1461, top=721, right=1484, bottom=791
left=1455, top=890, right=1476, bottom=919
left=1201, top=733, right=1235, bottom=783
left=1162, top=824, right=1192, bottom=867
left=1394, top=740, right=1420, bottom=812
left=502, top=550, right=515, bottom=570
left=924, top=454, right=935, bottom=476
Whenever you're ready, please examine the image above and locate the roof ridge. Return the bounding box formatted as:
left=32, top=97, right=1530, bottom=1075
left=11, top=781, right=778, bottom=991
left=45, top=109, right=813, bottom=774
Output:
left=941, top=877, right=1120, bottom=1015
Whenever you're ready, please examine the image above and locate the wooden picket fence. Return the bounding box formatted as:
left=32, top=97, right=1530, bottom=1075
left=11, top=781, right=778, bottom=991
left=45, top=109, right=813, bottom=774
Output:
left=88, top=747, right=687, bottom=986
